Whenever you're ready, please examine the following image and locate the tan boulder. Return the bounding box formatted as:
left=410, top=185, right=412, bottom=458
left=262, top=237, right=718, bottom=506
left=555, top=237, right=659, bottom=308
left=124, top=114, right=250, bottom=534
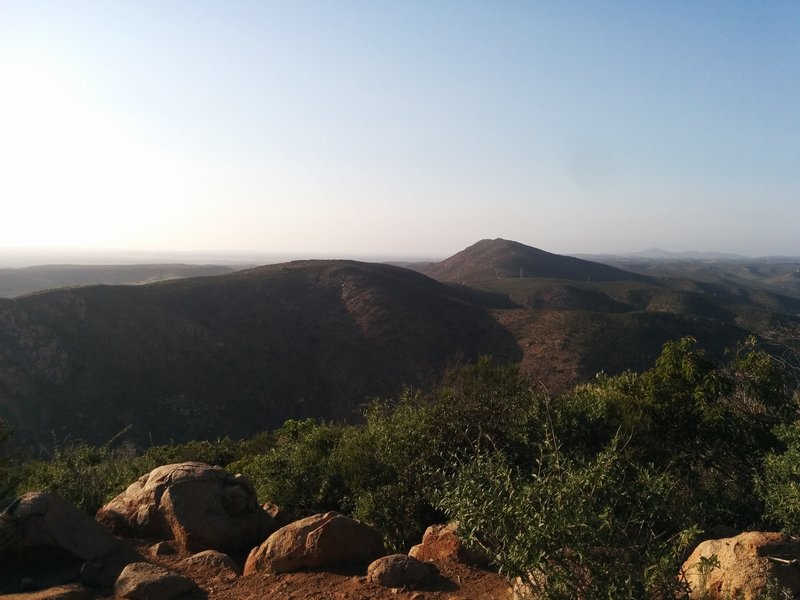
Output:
left=183, top=549, right=240, bottom=580
left=244, top=511, right=385, bottom=574
left=96, top=462, right=273, bottom=554
left=0, top=492, right=118, bottom=561
left=409, top=522, right=489, bottom=566
left=680, top=531, right=800, bottom=599
left=367, top=554, right=433, bottom=587
left=114, top=562, right=194, bottom=600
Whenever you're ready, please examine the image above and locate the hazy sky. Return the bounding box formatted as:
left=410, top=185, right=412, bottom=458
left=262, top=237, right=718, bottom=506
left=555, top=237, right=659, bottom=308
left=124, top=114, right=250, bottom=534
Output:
left=1, top=1, right=798, bottom=258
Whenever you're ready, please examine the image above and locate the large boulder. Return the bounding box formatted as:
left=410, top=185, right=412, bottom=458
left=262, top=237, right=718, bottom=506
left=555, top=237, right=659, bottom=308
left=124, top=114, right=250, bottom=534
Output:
left=96, top=462, right=273, bottom=554
left=367, top=554, right=432, bottom=587
left=409, top=522, right=489, bottom=566
left=244, top=512, right=385, bottom=574
left=114, top=562, right=194, bottom=600
left=0, top=492, right=118, bottom=561
left=680, top=531, right=800, bottom=599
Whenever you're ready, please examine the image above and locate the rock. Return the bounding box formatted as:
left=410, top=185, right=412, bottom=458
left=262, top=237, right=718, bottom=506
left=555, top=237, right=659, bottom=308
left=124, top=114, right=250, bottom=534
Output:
left=262, top=501, right=291, bottom=528
left=512, top=576, right=536, bottom=600
left=0, top=493, right=118, bottom=561
left=150, top=540, right=177, bottom=556
left=367, top=554, right=432, bottom=587
left=1, top=583, right=93, bottom=599
left=244, top=511, right=386, bottom=574
left=96, top=461, right=273, bottom=554
left=79, top=544, right=143, bottom=589
left=183, top=549, right=240, bottom=580
left=684, top=525, right=741, bottom=558
left=680, top=531, right=800, bottom=599
left=20, top=578, right=36, bottom=591
left=114, top=562, right=195, bottom=600
left=409, top=523, right=489, bottom=566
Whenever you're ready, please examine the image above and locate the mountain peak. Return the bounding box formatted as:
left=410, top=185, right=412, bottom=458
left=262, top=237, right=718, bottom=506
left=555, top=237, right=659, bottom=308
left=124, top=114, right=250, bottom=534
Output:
left=419, top=239, right=645, bottom=283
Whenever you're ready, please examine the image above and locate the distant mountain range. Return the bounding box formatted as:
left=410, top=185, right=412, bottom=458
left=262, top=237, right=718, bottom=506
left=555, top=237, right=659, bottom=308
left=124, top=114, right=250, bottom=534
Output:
left=0, top=264, right=238, bottom=298
left=628, top=248, right=750, bottom=260
left=1, top=239, right=798, bottom=450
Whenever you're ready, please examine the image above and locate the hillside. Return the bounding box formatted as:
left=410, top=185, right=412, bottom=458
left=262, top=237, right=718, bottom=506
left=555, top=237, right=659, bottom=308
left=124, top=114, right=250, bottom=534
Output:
left=0, top=264, right=237, bottom=298
left=0, top=260, right=520, bottom=448
left=1, top=241, right=799, bottom=451
left=597, top=257, right=800, bottom=300
left=416, top=238, right=649, bottom=283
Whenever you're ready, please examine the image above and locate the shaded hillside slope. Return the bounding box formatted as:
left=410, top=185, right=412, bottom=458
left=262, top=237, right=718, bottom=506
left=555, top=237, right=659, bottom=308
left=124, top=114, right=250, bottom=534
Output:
left=0, top=260, right=520, bottom=448
left=471, top=275, right=800, bottom=390
left=2, top=245, right=798, bottom=451
left=417, top=238, right=649, bottom=283
left=0, top=264, right=237, bottom=298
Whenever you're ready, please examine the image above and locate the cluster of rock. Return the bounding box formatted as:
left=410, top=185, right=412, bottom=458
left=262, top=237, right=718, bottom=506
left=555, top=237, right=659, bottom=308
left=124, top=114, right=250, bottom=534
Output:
left=4, top=460, right=800, bottom=599
left=0, top=462, right=480, bottom=598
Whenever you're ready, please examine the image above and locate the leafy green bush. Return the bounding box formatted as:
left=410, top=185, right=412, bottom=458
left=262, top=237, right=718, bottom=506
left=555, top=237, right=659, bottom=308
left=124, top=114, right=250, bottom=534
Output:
left=568, top=337, right=795, bottom=527
left=15, top=433, right=254, bottom=514
left=232, top=358, right=543, bottom=550
left=230, top=419, right=349, bottom=517
left=437, top=436, right=694, bottom=600
left=757, top=421, right=800, bottom=534
left=17, top=437, right=141, bottom=513
left=138, top=436, right=247, bottom=472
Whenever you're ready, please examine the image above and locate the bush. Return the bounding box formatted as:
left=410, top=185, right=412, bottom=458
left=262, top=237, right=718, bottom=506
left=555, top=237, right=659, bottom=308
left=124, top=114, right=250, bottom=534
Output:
left=437, top=436, right=694, bottom=600
left=229, top=419, right=349, bottom=517
left=568, top=337, right=796, bottom=527
left=757, top=421, right=800, bottom=534
left=15, top=433, right=254, bottom=514
left=17, top=437, right=141, bottom=513
left=232, top=358, right=543, bottom=550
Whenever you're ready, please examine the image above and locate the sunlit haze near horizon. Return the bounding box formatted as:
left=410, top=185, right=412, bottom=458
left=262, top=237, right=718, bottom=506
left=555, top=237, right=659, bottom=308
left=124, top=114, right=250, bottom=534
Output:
left=1, top=1, right=798, bottom=260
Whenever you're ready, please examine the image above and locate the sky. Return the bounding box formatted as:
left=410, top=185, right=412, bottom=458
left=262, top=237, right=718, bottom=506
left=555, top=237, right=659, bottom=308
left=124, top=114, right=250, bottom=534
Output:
left=1, top=1, right=798, bottom=259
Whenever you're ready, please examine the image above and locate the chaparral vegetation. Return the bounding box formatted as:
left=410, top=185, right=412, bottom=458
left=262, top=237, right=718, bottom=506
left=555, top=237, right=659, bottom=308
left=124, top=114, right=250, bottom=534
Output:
left=4, top=334, right=800, bottom=598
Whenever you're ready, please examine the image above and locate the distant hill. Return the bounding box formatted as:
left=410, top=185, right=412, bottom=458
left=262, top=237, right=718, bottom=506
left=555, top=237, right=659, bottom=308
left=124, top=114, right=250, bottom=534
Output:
left=1, top=241, right=798, bottom=452
left=0, top=260, right=520, bottom=448
left=417, top=239, right=648, bottom=284
left=628, top=248, right=749, bottom=260
left=588, top=257, right=800, bottom=300
left=0, top=264, right=237, bottom=297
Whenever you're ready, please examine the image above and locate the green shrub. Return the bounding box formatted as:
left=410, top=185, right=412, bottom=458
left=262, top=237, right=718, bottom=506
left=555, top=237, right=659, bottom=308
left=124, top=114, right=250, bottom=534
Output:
left=437, top=436, right=694, bottom=600
left=138, top=436, right=246, bottom=472
left=15, top=433, right=253, bottom=514
left=756, top=420, right=800, bottom=534
left=16, top=437, right=141, bottom=513
left=229, top=419, right=349, bottom=517
left=568, top=337, right=795, bottom=527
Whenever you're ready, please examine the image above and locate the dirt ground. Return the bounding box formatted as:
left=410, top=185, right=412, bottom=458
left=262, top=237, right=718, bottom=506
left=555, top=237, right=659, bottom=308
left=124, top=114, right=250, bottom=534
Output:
left=3, top=539, right=512, bottom=600
left=153, top=541, right=512, bottom=600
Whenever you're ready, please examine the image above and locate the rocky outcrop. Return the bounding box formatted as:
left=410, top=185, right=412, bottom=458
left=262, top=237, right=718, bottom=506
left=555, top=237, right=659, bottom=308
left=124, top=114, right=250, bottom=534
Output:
left=114, top=562, right=194, bottom=600
left=409, top=522, right=489, bottom=566
left=367, top=554, right=432, bottom=587
left=0, top=492, right=118, bottom=561
left=96, top=462, right=273, bottom=554
left=680, top=531, right=800, bottom=599
left=244, top=512, right=386, bottom=575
